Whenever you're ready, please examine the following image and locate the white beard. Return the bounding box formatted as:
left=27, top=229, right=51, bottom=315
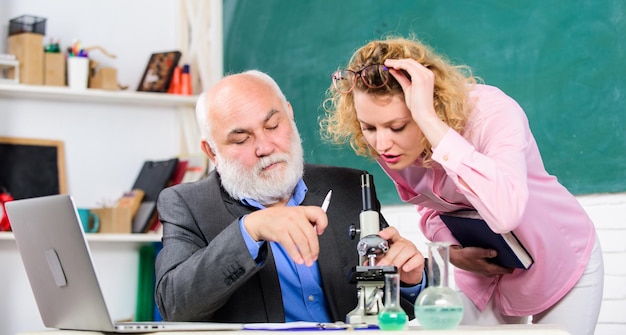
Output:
left=215, top=123, right=304, bottom=206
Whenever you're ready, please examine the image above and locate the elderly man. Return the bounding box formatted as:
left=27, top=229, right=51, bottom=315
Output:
left=154, top=70, right=425, bottom=323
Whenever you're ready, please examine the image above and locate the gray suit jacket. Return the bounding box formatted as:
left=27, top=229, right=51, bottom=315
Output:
left=154, top=164, right=411, bottom=323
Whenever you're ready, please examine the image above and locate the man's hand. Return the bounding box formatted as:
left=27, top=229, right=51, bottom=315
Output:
left=449, top=245, right=514, bottom=276
left=243, top=206, right=328, bottom=267
left=375, top=226, right=425, bottom=285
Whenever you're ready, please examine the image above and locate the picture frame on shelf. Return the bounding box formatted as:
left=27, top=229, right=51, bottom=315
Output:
left=137, top=51, right=181, bottom=93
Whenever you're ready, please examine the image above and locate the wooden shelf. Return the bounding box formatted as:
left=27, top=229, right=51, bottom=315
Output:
left=0, top=231, right=161, bottom=243
left=0, top=83, right=197, bottom=108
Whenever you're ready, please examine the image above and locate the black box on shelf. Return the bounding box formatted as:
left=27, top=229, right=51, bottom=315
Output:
left=9, top=15, right=46, bottom=36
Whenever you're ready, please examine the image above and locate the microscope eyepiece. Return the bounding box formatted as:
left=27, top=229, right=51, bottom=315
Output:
left=361, top=173, right=375, bottom=212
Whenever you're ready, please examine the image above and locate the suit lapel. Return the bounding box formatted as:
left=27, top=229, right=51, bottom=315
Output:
left=303, top=185, right=358, bottom=321
left=217, top=174, right=286, bottom=322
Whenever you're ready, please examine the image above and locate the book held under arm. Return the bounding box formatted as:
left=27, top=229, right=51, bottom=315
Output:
left=440, top=211, right=534, bottom=270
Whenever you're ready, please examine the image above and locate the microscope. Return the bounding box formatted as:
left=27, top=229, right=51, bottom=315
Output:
left=346, top=173, right=397, bottom=325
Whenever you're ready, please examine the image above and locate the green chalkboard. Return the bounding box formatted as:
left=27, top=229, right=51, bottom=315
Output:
left=223, top=0, right=626, bottom=204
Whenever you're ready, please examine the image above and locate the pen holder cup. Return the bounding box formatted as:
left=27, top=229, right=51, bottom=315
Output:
left=44, top=53, right=65, bottom=86
left=91, top=207, right=132, bottom=234
left=67, top=57, right=89, bottom=89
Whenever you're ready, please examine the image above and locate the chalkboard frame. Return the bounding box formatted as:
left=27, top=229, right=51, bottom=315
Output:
left=0, top=137, right=67, bottom=199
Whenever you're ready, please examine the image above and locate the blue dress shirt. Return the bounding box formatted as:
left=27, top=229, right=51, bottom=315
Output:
left=238, top=179, right=424, bottom=322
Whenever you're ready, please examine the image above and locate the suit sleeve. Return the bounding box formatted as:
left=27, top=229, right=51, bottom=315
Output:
left=154, top=186, right=266, bottom=321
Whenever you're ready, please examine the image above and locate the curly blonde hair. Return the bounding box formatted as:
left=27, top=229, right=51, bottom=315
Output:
left=320, top=36, right=477, bottom=166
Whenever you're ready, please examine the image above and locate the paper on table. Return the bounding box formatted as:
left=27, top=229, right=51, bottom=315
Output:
left=243, top=321, right=378, bottom=331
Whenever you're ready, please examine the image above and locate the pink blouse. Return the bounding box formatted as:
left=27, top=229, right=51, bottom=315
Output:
left=378, top=84, right=596, bottom=316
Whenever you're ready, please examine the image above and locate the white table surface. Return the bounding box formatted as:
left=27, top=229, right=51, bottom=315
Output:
left=18, top=323, right=570, bottom=335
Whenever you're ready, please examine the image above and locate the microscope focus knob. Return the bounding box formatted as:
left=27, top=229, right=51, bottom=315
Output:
left=357, top=235, right=390, bottom=257
left=348, top=224, right=359, bottom=240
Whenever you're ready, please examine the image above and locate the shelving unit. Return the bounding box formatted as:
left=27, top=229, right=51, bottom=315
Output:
left=0, top=84, right=196, bottom=245
left=0, top=3, right=218, bottom=334
left=0, top=231, right=161, bottom=244
left=0, top=84, right=197, bottom=108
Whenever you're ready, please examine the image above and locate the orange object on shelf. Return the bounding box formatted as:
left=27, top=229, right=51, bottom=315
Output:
left=168, top=66, right=181, bottom=94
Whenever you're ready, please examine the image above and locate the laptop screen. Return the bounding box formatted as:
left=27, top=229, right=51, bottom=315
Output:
left=7, top=195, right=119, bottom=331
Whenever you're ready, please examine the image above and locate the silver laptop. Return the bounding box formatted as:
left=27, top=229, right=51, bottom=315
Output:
left=5, top=194, right=242, bottom=333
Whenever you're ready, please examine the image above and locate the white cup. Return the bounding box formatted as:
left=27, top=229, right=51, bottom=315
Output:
left=67, top=57, right=89, bottom=89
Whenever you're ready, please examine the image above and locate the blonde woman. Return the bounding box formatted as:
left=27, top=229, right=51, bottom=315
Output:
left=321, top=36, right=603, bottom=335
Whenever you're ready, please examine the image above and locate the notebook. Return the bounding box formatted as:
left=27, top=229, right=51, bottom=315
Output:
left=440, top=210, right=534, bottom=269
left=5, top=194, right=242, bottom=333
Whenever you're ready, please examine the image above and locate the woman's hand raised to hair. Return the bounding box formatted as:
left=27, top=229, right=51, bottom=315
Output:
left=384, top=58, right=450, bottom=148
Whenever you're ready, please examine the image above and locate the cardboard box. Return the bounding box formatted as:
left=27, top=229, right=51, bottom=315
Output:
left=90, top=67, right=117, bottom=90
left=91, top=207, right=132, bottom=234
left=8, top=33, right=44, bottom=85
left=44, top=53, right=65, bottom=86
